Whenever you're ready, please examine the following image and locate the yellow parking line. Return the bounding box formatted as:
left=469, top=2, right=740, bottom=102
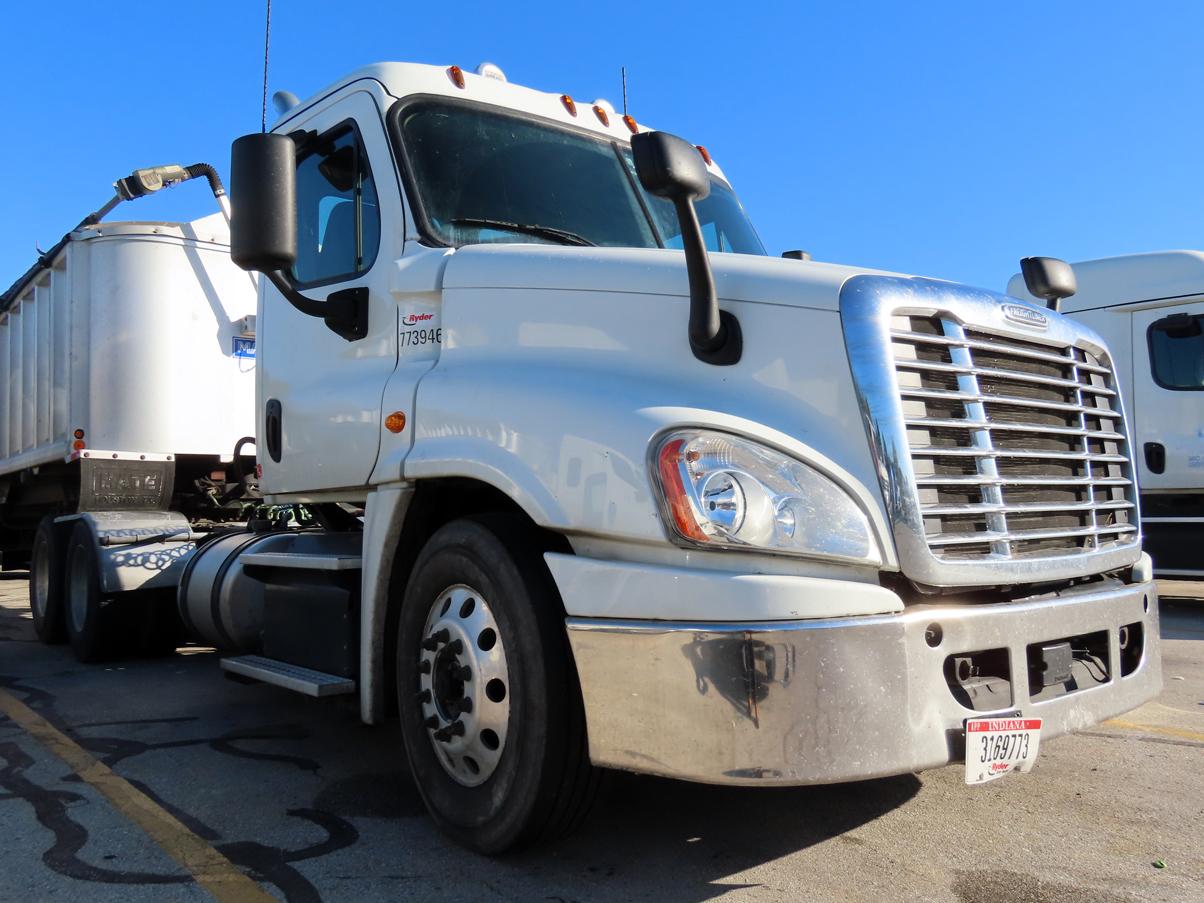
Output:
left=1101, top=717, right=1204, bottom=743
left=0, top=688, right=274, bottom=903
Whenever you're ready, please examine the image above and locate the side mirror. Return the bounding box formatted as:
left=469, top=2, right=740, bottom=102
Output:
left=631, top=131, right=711, bottom=202
left=631, top=131, right=740, bottom=365
left=1020, top=257, right=1077, bottom=312
left=230, top=133, right=297, bottom=273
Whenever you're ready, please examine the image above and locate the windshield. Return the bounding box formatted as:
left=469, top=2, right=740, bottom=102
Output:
left=391, top=99, right=765, bottom=255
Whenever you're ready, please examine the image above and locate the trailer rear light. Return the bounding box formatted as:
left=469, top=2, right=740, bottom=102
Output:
left=73, top=429, right=85, bottom=439
left=561, top=94, right=578, bottom=116
left=447, top=65, right=466, bottom=89
left=73, top=440, right=85, bottom=451
left=622, top=114, right=639, bottom=134
left=696, top=145, right=712, bottom=165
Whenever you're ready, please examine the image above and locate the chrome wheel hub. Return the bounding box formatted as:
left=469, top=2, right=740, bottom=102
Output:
left=418, top=584, right=510, bottom=786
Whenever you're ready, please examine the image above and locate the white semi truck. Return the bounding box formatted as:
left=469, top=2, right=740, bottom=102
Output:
left=1009, top=253, right=1204, bottom=578
left=9, top=61, right=1160, bottom=853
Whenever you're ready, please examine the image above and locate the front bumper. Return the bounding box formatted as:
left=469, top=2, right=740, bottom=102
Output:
left=565, top=575, right=1161, bottom=785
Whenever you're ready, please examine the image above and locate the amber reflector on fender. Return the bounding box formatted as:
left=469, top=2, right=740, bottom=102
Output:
left=385, top=412, right=407, bottom=434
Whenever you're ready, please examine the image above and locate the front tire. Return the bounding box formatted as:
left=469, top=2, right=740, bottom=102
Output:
left=30, top=516, right=67, bottom=644
left=396, top=516, right=597, bottom=854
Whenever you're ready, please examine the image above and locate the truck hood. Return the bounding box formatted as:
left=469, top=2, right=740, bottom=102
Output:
left=440, top=244, right=900, bottom=311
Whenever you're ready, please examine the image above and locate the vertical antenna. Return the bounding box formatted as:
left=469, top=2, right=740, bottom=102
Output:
left=621, top=66, right=629, bottom=116
left=261, top=0, right=273, bottom=132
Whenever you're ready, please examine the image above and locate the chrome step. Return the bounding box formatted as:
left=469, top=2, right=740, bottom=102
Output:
left=239, top=551, right=363, bottom=571
left=220, top=655, right=356, bottom=697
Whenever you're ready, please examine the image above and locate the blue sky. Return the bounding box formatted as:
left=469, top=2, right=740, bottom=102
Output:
left=2, top=1, right=1201, bottom=292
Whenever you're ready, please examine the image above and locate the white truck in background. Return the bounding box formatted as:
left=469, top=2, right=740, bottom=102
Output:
left=1008, top=252, right=1204, bottom=578
left=9, top=61, right=1161, bottom=854
left=0, top=167, right=258, bottom=658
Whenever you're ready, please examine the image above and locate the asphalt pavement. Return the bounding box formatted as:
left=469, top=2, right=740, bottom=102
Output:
left=0, top=575, right=1200, bottom=903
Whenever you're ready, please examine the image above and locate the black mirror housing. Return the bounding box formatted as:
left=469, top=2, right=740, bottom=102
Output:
left=631, top=131, right=711, bottom=202
left=1020, top=257, right=1077, bottom=310
left=230, top=133, right=297, bottom=273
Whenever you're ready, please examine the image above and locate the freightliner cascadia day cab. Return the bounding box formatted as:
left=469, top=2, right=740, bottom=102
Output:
left=1009, top=252, right=1204, bottom=578
left=14, top=62, right=1160, bottom=853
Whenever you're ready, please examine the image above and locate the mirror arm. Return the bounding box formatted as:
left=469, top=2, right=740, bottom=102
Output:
left=673, top=198, right=742, bottom=366
left=264, top=271, right=369, bottom=342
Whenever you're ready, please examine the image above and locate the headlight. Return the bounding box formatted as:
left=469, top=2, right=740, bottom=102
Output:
left=653, top=430, right=881, bottom=565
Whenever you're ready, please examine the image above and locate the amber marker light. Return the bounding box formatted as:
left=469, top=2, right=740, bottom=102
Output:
left=622, top=114, right=639, bottom=134
left=447, top=65, right=466, bottom=89
left=696, top=145, right=712, bottom=165
left=385, top=411, right=407, bottom=434
left=560, top=94, right=577, bottom=116
left=72, top=439, right=85, bottom=451
left=593, top=104, right=610, bottom=127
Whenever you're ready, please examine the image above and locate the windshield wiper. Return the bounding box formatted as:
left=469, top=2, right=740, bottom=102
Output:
left=448, top=217, right=596, bottom=247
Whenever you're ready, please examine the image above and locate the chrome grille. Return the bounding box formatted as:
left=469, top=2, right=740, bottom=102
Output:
left=891, top=313, right=1138, bottom=562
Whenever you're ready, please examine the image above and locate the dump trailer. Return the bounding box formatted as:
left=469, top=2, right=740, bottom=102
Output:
left=1008, top=252, right=1204, bottom=578
left=0, top=168, right=257, bottom=657
left=17, top=61, right=1161, bottom=854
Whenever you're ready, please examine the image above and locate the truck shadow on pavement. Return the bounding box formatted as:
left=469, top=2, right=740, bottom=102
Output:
left=0, top=592, right=921, bottom=903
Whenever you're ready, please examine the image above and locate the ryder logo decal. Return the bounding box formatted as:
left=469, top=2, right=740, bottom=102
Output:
left=403, top=312, right=435, bottom=326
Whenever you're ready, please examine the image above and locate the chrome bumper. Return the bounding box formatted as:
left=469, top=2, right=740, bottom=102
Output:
left=565, top=578, right=1161, bottom=785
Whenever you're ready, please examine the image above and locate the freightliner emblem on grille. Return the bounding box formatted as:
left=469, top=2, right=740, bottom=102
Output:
left=1002, top=303, right=1050, bottom=329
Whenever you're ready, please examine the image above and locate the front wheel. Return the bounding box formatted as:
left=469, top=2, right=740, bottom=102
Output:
left=396, top=516, right=597, bottom=854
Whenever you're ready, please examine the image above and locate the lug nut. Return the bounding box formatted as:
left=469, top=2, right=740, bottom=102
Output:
left=433, top=720, right=466, bottom=743
left=424, top=716, right=438, bottom=729
left=446, top=638, right=464, bottom=655
left=416, top=689, right=431, bottom=704
left=455, top=666, right=472, bottom=681
left=421, top=629, right=450, bottom=651
left=457, top=697, right=473, bottom=714
left=419, top=660, right=431, bottom=674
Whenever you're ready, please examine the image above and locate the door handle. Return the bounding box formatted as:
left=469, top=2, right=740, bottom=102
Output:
left=1143, top=442, right=1165, bottom=474
left=265, top=399, right=283, bottom=463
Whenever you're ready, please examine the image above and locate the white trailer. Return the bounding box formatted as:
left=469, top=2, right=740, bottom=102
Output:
left=0, top=168, right=257, bottom=657
left=1008, top=251, right=1204, bottom=577
left=14, top=61, right=1161, bottom=854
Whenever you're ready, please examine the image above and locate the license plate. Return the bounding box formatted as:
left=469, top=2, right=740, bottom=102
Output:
left=964, top=717, right=1042, bottom=784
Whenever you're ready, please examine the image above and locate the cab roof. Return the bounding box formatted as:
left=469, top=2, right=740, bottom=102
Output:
left=271, top=61, right=730, bottom=182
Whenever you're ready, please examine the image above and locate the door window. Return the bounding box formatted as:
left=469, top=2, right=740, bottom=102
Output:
left=1148, top=313, right=1204, bottom=390
left=292, top=125, right=381, bottom=285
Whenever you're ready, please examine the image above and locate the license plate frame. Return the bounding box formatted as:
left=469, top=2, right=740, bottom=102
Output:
left=964, top=716, right=1043, bottom=785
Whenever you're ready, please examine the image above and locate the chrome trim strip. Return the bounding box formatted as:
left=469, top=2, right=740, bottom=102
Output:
left=840, top=275, right=1142, bottom=587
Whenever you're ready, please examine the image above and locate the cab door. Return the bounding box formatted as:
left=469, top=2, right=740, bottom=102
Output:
left=1130, top=300, right=1204, bottom=491
left=258, top=90, right=403, bottom=494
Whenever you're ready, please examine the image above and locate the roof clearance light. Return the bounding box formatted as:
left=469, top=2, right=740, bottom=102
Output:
left=447, top=65, right=466, bottom=89
left=475, top=62, right=507, bottom=82
left=593, top=104, right=611, bottom=127
left=622, top=114, right=639, bottom=134
left=561, top=94, right=578, bottom=116
left=696, top=145, right=713, bottom=165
